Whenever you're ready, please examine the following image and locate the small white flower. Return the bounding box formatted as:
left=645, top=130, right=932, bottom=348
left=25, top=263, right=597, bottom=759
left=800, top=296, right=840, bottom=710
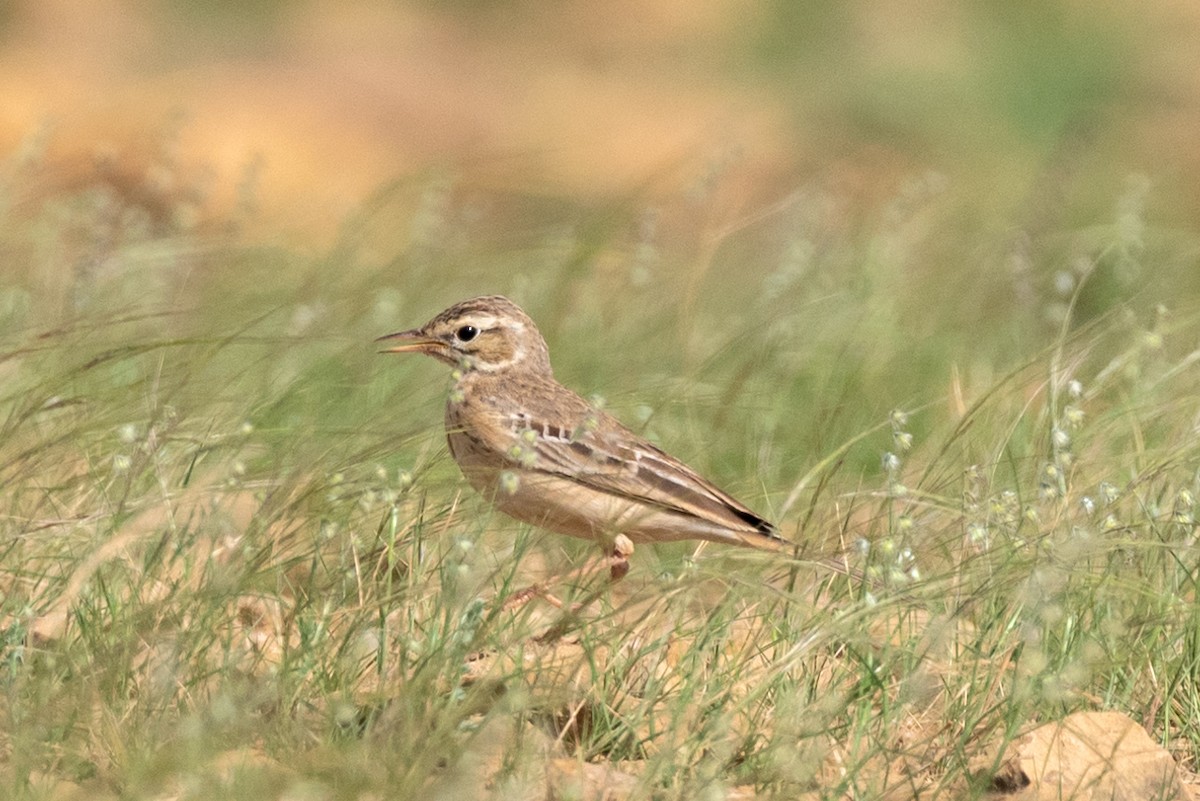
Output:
left=1063, top=406, right=1085, bottom=427
left=1054, top=271, right=1075, bottom=296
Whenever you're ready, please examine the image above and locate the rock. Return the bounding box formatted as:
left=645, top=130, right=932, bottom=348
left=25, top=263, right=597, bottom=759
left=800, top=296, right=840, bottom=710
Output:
left=986, top=711, right=1192, bottom=800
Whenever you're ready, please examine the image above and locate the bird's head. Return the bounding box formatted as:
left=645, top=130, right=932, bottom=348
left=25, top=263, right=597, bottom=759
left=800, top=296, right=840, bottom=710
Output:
left=377, top=295, right=552, bottom=375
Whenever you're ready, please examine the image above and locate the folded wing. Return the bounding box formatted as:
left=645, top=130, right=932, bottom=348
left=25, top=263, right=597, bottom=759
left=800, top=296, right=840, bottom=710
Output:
left=504, top=412, right=783, bottom=546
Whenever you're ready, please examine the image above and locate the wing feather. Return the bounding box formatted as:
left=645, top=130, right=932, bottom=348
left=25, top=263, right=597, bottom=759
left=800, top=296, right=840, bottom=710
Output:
left=500, top=411, right=779, bottom=539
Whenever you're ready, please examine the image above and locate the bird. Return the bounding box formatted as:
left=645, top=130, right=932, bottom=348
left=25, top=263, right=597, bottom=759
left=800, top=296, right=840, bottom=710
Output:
left=376, top=295, right=790, bottom=593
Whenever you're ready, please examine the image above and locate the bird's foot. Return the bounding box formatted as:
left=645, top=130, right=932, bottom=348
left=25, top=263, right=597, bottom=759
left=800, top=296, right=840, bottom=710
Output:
left=502, top=583, right=565, bottom=611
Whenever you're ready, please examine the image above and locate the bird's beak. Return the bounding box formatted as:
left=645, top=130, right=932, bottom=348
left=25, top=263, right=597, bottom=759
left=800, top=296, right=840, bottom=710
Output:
left=375, top=329, right=445, bottom=355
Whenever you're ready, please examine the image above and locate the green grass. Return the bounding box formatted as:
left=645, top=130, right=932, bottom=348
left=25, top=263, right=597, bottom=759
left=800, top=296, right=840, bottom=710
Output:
left=2, top=144, right=1200, bottom=800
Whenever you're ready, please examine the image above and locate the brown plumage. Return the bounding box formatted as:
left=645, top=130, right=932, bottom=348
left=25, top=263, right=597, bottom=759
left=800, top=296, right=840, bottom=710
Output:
left=377, top=295, right=789, bottom=565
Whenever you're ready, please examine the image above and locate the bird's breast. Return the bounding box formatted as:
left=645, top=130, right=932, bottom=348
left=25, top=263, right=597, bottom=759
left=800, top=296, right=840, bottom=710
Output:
left=444, top=391, right=511, bottom=477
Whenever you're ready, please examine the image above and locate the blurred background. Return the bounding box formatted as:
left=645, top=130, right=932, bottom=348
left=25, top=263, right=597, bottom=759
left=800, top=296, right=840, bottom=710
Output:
left=2, top=0, right=1197, bottom=238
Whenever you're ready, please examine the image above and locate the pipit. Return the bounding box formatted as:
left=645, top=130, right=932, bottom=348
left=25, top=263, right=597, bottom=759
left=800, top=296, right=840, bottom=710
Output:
left=377, top=295, right=789, bottom=594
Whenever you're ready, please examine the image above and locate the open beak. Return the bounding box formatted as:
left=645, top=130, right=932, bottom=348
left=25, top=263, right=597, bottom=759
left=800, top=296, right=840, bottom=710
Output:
left=375, top=329, right=445, bottom=355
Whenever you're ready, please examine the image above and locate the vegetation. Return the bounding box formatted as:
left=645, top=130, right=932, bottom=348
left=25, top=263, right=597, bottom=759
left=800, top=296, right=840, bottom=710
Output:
left=1, top=127, right=1199, bottom=800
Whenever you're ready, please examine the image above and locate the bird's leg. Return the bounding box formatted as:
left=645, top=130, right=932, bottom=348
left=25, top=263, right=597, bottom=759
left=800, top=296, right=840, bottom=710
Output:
left=503, top=535, right=635, bottom=616
left=526, top=536, right=635, bottom=644
left=606, top=534, right=634, bottom=582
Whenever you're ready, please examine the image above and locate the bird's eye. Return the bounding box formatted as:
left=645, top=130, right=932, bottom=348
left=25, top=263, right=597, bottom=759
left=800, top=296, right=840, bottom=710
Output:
left=456, top=325, right=478, bottom=342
